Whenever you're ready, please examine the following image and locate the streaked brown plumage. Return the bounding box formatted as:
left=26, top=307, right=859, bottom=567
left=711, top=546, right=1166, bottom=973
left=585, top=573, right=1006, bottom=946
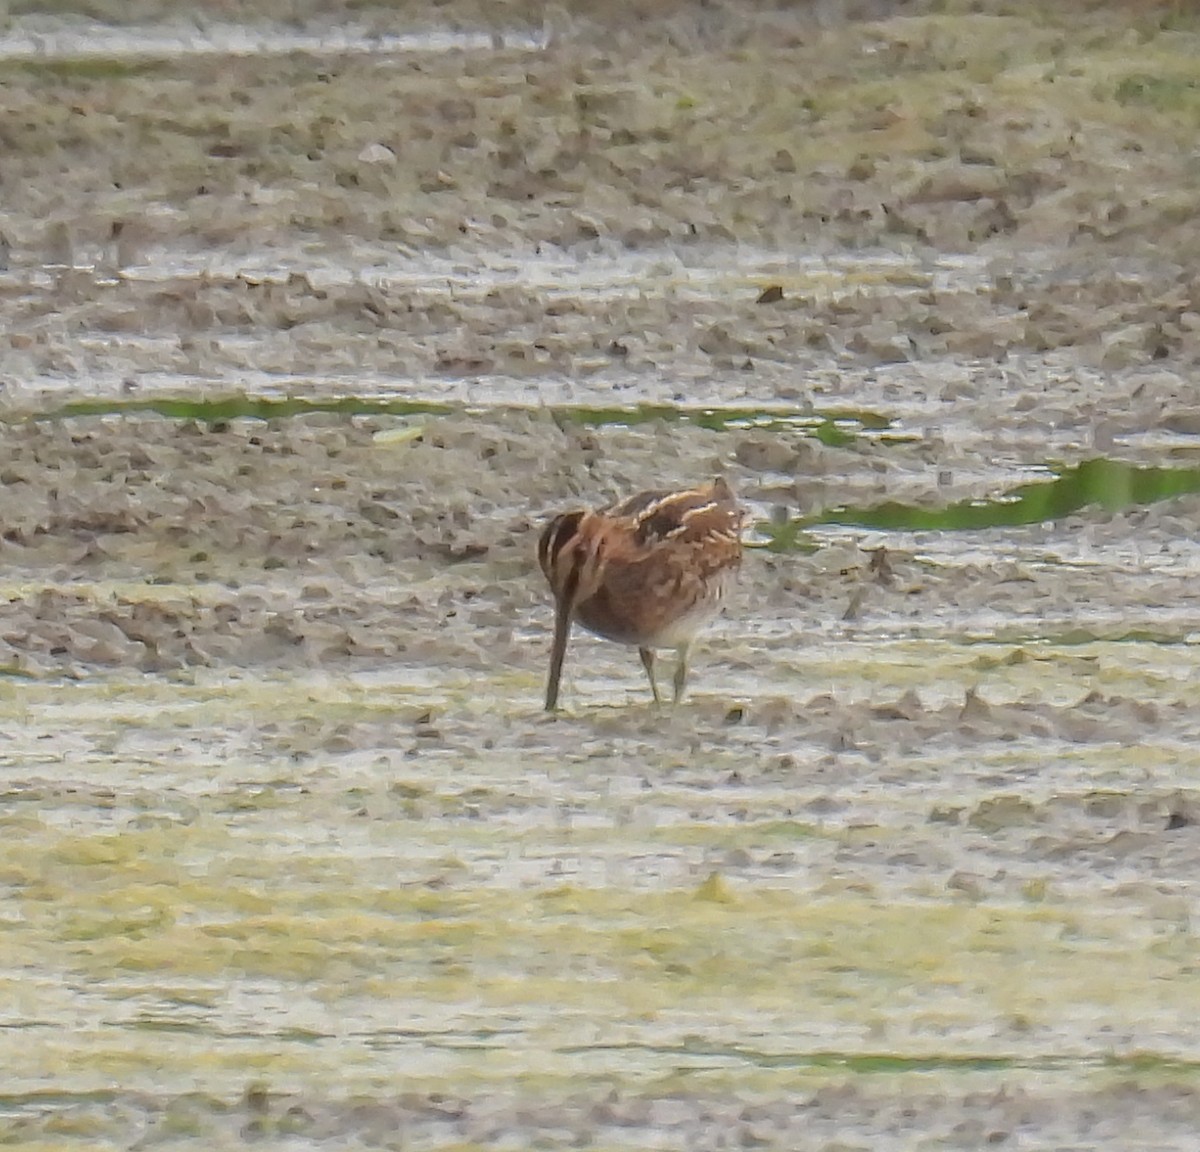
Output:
left=537, top=477, right=744, bottom=711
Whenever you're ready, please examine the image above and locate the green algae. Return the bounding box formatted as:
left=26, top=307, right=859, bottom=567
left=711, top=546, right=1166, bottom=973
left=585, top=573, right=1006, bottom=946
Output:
left=34, top=395, right=456, bottom=425
left=13, top=796, right=1190, bottom=1024
left=0, top=56, right=164, bottom=80
left=552, top=1043, right=1200, bottom=1076
left=762, top=457, right=1200, bottom=548
left=1114, top=72, right=1200, bottom=117
left=29, top=394, right=893, bottom=441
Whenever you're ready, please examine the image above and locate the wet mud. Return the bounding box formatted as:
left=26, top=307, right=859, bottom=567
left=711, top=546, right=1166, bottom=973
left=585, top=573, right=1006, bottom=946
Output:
left=3, top=1, right=1200, bottom=1148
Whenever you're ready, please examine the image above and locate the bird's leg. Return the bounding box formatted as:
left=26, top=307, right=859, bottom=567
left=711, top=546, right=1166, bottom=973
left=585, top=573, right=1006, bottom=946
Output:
left=638, top=647, right=662, bottom=705
left=672, top=643, right=692, bottom=704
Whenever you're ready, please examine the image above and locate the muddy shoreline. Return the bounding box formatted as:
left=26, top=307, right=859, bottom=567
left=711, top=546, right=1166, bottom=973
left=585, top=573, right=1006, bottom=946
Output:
left=3, top=2, right=1200, bottom=1149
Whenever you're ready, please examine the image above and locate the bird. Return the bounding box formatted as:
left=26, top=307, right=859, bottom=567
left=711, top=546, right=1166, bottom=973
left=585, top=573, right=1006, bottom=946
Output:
left=537, top=477, right=744, bottom=711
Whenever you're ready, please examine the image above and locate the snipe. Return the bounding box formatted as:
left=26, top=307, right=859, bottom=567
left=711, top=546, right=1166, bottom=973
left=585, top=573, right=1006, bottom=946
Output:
left=537, top=477, right=744, bottom=711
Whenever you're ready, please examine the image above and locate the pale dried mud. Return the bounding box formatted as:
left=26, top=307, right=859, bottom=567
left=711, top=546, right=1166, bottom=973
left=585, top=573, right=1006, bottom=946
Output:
left=3, top=1, right=1200, bottom=1149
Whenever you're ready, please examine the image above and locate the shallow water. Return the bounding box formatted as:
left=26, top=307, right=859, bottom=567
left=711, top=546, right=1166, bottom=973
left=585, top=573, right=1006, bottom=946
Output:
left=0, top=22, right=546, bottom=63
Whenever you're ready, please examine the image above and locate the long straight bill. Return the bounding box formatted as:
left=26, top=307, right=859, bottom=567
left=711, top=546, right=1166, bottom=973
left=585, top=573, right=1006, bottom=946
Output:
left=544, top=592, right=574, bottom=711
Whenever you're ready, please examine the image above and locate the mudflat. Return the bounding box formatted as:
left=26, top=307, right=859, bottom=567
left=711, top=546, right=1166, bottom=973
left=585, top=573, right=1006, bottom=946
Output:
left=2, top=2, right=1200, bottom=1147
